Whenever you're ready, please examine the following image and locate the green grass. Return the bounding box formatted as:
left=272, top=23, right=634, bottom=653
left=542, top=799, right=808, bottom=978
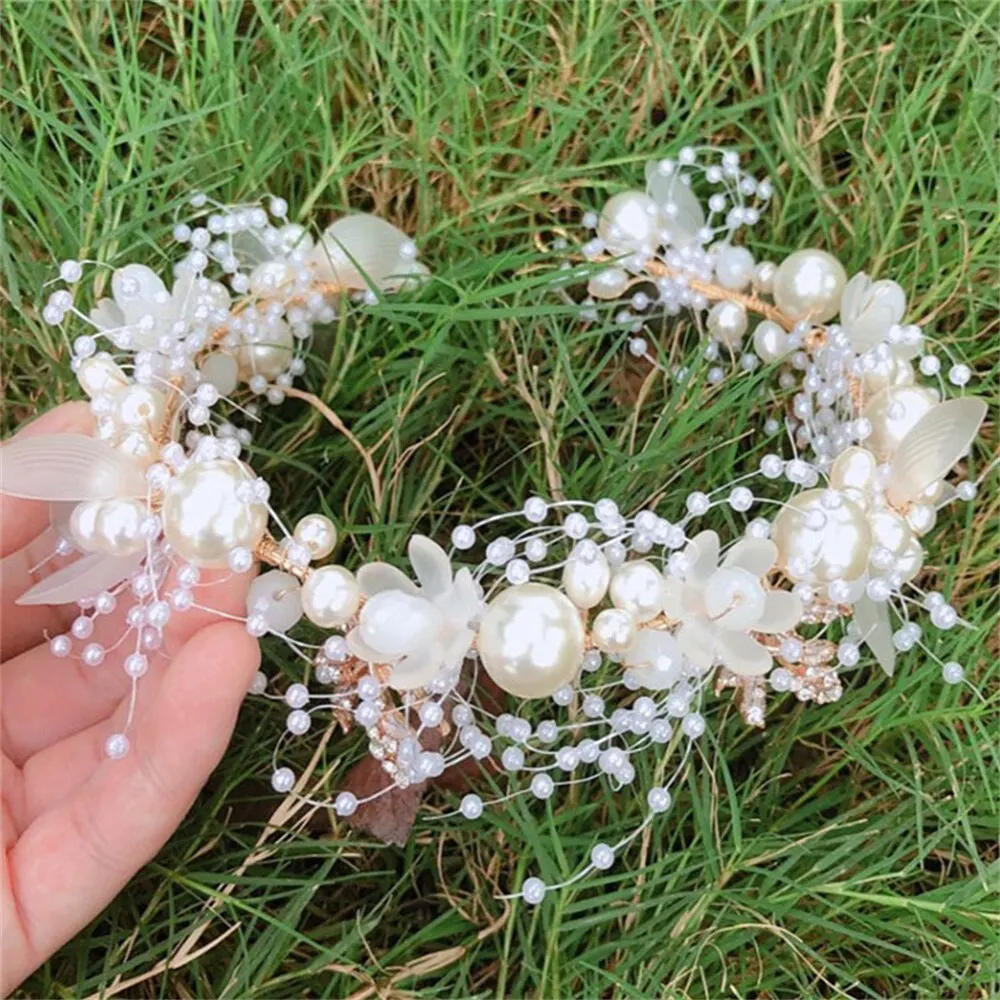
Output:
left=2, top=0, right=998, bottom=996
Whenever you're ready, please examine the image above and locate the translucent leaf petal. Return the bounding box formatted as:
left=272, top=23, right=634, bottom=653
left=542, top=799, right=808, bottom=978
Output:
left=677, top=619, right=715, bottom=671
left=855, top=595, right=895, bottom=676
left=388, top=645, right=443, bottom=691
left=17, top=551, right=143, bottom=606
left=1, top=433, right=146, bottom=501
left=686, top=530, right=720, bottom=583
left=311, top=214, right=413, bottom=289
left=886, top=397, right=987, bottom=505
left=645, top=164, right=705, bottom=248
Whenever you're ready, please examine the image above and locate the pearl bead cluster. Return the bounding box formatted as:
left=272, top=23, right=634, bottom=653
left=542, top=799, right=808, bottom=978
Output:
left=27, top=197, right=424, bottom=759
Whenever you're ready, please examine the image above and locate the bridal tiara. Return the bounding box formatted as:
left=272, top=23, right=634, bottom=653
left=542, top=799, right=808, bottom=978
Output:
left=2, top=145, right=988, bottom=904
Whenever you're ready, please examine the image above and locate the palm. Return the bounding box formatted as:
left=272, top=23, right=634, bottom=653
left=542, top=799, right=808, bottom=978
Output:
left=1, top=404, right=258, bottom=994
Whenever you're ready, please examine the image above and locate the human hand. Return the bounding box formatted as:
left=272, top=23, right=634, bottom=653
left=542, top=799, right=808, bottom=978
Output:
left=1, top=403, right=260, bottom=994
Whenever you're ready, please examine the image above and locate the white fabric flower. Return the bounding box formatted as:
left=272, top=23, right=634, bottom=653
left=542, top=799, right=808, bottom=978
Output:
left=622, top=628, right=684, bottom=690
left=90, top=264, right=230, bottom=351
left=347, top=535, right=482, bottom=690
left=839, top=272, right=906, bottom=354
left=663, top=530, right=801, bottom=676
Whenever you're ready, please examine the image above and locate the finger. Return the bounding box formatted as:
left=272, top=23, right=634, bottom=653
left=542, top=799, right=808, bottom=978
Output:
left=3, top=622, right=259, bottom=991
left=0, top=529, right=80, bottom=661
left=1, top=565, right=255, bottom=764
left=0, top=402, right=94, bottom=557
left=1, top=403, right=95, bottom=659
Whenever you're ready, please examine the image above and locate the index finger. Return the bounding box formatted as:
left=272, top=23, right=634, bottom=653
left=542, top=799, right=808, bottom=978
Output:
left=1, top=401, right=94, bottom=557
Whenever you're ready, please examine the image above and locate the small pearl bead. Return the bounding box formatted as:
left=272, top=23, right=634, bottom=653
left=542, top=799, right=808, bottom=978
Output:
left=591, top=843, right=615, bottom=870
left=124, top=652, right=148, bottom=678
left=647, top=787, right=672, bottom=813
left=286, top=709, right=311, bottom=735
left=50, top=635, right=72, bottom=658
left=521, top=877, right=546, bottom=905
left=942, top=662, right=964, bottom=685
left=530, top=773, right=555, bottom=799
left=285, top=683, right=310, bottom=709
left=82, top=642, right=105, bottom=667
left=460, top=794, right=483, bottom=819
left=334, top=791, right=357, bottom=816
left=104, top=733, right=130, bottom=760
left=271, top=767, right=295, bottom=793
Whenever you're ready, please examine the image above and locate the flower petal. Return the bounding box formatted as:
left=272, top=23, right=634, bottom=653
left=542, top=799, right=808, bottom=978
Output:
left=754, top=590, right=803, bottom=634
left=677, top=619, right=716, bottom=671
left=310, top=214, right=414, bottom=289
left=346, top=628, right=392, bottom=664
left=1, top=433, right=147, bottom=501
left=662, top=575, right=684, bottom=619
left=854, top=594, right=895, bottom=677
left=90, top=298, right=125, bottom=332
left=716, top=631, right=772, bottom=677
left=686, top=530, right=720, bottom=584
left=388, top=645, right=442, bottom=691
left=722, top=537, right=777, bottom=577
left=407, top=534, right=452, bottom=598
left=356, top=561, right=417, bottom=597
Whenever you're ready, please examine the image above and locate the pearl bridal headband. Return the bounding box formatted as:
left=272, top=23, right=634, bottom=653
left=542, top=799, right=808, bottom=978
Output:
left=2, top=145, right=989, bottom=906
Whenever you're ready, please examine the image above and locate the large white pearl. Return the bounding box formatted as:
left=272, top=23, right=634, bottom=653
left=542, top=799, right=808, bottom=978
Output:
left=161, top=460, right=267, bottom=568
left=772, top=249, right=847, bottom=323
left=609, top=560, right=664, bottom=622
left=831, top=446, right=878, bottom=491
left=69, top=500, right=102, bottom=552
left=561, top=545, right=610, bottom=609
left=895, top=538, right=924, bottom=582
left=477, top=583, right=585, bottom=699
left=94, top=498, right=147, bottom=557
left=598, top=191, right=661, bottom=254
left=294, top=513, right=337, bottom=560
left=752, top=319, right=789, bottom=362
left=707, top=300, right=748, bottom=347
left=115, top=384, right=166, bottom=431
left=772, top=489, right=871, bottom=584
left=236, top=319, right=294, bottom=379
left=591, top=608, right=636, bottom=654
left=714, top=245, right=755, bottom=291
left=862, top=386, right=937, bottom=461
left=248, top=570, right=303, bottom=633
left=358, top=590, right=442, bottom=657
left=301, top=565, right=360, bottom=627
left=868, top=509, right=912, bottom=555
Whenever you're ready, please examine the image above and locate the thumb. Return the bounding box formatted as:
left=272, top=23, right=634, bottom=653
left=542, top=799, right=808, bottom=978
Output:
left=3, top=621, right=260, bottom=992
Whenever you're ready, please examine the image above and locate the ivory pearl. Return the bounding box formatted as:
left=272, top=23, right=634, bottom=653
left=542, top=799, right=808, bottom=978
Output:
left=115, top=384, right=166, bottom=431
left=862, top=386, right=937, bottom=461
left=301, top=565, right=360, bottom=627
left=69, top=500, right=102, bottom=552
left=772, top=489, right=871, bottom=584
left=561, top=546, right=611, bottom=609
left=868, top=509, right=912, bottom=555
left=78, top=354, right=128, bottom=398
left=477, top=583, right=585, bottom=699
left=752, top=320, right=788, bottom=362
left=161, top=460, right=267, bottom=568
left=707, top=300, right=748, bottom=347
left=598, top=191, right=661, bottom=254
left=294, top=513, right=337, bottom=560
left=906, top=503, right=937, bottom=536
left=236, top=320, right=294, bottom=379
left=753, top=260, right=777, bottom=294
left=249, top=261, right=294, bottom=297
left=94, top=498, right=147, bottom=557
left=247, top=570, right=303, bottom=633
left=830, top=447, right=877, bottom=492
left=895, top=538, right=924, bottom=582
left=609, top=560, right=665, bottom=622
left=591, top=608, right=637, bottom=654
left=199, top=352, right=239, bottom=398
left=714, top=245, right=755, bottom=291
left=772, top=249, right=847, bottom=323
left=587, top=267, right=630, bottom=300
